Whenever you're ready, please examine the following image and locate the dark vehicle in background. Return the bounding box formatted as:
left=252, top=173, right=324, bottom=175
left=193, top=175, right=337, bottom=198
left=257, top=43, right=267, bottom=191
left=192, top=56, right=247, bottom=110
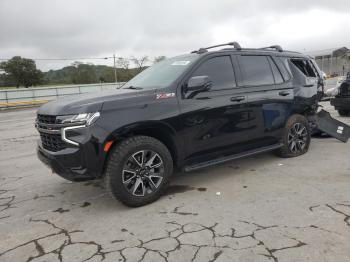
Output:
left=36, top=42, right=325, bottom=206
left=331, top=72, right=350, bottom=116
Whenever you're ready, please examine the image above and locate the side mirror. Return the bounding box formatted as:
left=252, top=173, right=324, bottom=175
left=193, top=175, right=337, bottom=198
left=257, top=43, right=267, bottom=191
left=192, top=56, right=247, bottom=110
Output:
left=186, top=76, right=212, bottom=92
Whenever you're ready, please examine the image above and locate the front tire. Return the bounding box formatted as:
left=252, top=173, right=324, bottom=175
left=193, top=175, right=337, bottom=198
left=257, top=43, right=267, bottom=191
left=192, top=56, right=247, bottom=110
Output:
left=276, top=114, right=311, bottom=158
left=105, top=136, right=173, bottom=207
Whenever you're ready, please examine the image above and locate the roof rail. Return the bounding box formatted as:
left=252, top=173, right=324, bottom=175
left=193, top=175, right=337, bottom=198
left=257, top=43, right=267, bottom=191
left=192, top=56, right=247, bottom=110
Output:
left=191, top=41, right=242, bottom=54
left=260, top=45, right=283, bottom=52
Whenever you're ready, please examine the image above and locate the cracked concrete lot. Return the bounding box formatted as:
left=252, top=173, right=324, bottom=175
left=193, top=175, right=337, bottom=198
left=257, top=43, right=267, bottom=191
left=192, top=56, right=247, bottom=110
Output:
left=0, top=102, right=350, bottom=262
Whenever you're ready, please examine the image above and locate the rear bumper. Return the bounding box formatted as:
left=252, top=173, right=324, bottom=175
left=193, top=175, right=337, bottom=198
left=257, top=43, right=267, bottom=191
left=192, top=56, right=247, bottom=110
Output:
left=330, top=97, right=350, bottom=110
left=315, top=110, right=350, bottom=143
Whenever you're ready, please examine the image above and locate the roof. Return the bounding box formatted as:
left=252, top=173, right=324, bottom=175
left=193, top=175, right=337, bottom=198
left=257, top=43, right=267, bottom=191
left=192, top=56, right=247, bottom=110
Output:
left=190, top=42, right=307, bottom=58
left=200, top=48, right=307, bottom=59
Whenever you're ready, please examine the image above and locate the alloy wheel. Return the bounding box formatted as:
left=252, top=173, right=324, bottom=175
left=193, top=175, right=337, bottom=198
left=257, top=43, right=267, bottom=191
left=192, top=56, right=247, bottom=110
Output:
left=287, top=123, right=308, bottom=154
left=122, top=150, right=164, bottom=196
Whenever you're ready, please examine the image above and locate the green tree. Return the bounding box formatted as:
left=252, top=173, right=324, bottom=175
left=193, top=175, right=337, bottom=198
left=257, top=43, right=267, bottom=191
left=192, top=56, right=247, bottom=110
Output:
left=100, top=67, right=115, bottom=82
left=0, top=56, right=43, bottom=88
left=70, top=62, right=97, bottom=84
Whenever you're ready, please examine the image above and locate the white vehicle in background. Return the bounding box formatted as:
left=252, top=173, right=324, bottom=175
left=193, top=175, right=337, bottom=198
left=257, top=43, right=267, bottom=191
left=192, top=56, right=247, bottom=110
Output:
left=325, top=76, right=346, bottom=97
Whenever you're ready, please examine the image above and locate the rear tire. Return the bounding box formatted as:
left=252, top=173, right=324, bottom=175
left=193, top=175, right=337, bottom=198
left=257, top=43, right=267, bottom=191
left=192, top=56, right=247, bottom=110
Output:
left=275, top=114, right=310, bottom=158
left=338, top=110, right=349, bottom=116
left=105, top=136, right=173, bottom=207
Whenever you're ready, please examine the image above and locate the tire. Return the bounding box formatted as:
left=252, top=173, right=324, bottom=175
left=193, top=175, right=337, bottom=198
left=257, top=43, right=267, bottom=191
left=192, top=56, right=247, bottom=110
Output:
left=338, top=110, right=349, bottom=116
left=105, top=135, right=173, bottom=207
left=275, top=114, right=311, bottom=158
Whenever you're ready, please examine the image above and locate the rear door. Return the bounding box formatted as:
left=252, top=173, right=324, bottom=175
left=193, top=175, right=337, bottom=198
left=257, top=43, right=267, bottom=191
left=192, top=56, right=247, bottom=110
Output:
left=237, top=54, right=294, bottom=147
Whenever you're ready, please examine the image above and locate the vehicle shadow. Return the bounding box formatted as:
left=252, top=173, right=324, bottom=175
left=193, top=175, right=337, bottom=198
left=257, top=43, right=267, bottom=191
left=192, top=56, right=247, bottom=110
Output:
left=48, top=151, right=279, bottom=212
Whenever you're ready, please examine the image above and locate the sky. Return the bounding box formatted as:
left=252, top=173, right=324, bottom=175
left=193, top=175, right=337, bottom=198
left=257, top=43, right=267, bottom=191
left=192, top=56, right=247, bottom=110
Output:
left=1, top=0, right=350, bottom=71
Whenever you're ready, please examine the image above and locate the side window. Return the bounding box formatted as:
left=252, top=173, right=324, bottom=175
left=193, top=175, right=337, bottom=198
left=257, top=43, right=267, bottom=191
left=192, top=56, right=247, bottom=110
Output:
left=290, top=59, right=317, bottom=77
left=239, top=56, right=275, bottom=86
left=268, top=57, right=283, bottom=84
left=191, top=56, right=236, bottom=90
left=309, top=60, right=321, bottom=78
left=274, top=57, right=291, bottom=81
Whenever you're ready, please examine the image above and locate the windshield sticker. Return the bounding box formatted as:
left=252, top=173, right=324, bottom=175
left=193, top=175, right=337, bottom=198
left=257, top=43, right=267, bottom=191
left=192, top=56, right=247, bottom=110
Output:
left=171, top=61, right=191, bottom=66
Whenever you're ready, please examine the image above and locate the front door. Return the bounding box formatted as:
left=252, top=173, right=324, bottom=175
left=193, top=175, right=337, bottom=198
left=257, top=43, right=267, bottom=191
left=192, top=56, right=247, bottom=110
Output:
left=177, top=55, right=251, bottom=162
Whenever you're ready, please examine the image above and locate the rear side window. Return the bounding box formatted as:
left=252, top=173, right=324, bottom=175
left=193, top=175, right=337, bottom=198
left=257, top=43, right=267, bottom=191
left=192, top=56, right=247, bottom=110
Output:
left=239, top=56, right=274, bottom=86
left=268, top=57, right=283, bottom=84
left=191, top=56, right=236, bottom=90
left=309, top=60, right=321, bottom=78
left=274, top=57, right=291, bottom=81
left=290, top=59, right=317, bottom=77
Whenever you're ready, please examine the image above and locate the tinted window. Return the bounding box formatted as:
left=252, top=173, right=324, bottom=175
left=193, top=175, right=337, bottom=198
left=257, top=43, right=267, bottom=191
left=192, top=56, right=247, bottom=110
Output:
left=275, top=57, right=291, bottom=81
left=268, top=57, right=284, bottom=84
left=240, top=56, right=274, bottom=86
left=191, top=56, right=236, bottom=90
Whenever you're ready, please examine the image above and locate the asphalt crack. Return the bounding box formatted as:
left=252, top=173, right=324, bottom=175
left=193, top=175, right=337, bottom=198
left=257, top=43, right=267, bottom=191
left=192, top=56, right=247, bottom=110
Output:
left=309, top=202, right=350, bottom=227
left=326, top=204, right=350, bottom=227
left=0, top=218, right=311, bottom=262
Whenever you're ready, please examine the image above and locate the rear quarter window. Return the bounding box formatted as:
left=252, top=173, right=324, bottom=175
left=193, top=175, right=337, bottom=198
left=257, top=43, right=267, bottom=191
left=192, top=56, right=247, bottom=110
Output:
left=290, top=59, right=317, bottom=77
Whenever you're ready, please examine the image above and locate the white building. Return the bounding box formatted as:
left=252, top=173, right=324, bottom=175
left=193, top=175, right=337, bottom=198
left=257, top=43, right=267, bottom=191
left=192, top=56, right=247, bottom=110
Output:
left=308, top=47, right=350, bottom=76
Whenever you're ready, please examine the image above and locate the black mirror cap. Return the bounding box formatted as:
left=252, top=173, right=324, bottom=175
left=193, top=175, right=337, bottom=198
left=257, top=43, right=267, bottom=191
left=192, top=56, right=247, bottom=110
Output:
left=187, top=76, right=212, bottom=92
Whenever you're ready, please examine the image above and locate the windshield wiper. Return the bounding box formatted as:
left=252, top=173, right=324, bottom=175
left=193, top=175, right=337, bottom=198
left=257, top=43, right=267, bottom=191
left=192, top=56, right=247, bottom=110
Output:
left=123, top=86, right=143, bottom=90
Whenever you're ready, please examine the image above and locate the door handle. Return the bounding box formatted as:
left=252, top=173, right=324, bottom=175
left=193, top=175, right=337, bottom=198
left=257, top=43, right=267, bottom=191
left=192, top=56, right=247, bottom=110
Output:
left=279, top=91, right=290, bottom=96
left=230, top=96, right=245, bottom=102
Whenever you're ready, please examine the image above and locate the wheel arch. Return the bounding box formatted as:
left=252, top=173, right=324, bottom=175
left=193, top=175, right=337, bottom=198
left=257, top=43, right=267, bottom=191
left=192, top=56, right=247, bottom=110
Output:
left=101, top=121, right=183, bottom=175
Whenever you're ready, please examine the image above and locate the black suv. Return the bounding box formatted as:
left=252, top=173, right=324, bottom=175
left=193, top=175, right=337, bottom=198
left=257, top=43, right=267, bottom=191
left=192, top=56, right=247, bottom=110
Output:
left=331, top=72, right=350, bottom=116
left=36, top=42, right=323, bottom=206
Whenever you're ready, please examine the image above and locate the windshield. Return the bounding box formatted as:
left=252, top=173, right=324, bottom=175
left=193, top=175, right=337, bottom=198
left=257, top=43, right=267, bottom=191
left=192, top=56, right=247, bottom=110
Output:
left=123, top=54, right=199, bottom=89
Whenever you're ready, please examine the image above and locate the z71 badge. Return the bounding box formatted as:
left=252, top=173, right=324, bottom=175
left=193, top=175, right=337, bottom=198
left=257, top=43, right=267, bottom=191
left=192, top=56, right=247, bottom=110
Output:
left=156, top=93, right=176, bottom=99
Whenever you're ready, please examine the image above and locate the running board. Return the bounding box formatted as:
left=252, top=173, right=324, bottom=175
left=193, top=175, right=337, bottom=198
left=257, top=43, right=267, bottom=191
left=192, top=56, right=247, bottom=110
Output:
left=316, top=110, right=350, bottom=143
left=184, top=143, right=283, bottom=172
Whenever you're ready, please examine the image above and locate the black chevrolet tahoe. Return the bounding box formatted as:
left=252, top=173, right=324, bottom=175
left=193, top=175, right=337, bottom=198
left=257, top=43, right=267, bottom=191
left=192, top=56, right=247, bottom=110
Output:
left=331, top=72, right=350, bottom=116
left=36, top=42, right=324, bottom=206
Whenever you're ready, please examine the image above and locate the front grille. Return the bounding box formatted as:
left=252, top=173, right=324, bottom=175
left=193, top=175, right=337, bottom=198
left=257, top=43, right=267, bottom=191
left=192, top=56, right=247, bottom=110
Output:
left=40, top=132, right=66, bottom=152
left=37, top=114, right=57, bottom=124
left=36, top=114, right=67, bottom=152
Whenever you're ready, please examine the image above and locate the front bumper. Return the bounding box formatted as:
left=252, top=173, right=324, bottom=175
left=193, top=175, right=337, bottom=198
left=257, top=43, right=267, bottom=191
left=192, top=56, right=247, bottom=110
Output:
left=36, top=123, right=110, bottom=181
left=330, top=96, right=350, bottom=110
left=37, top=141, right=95, bottom=181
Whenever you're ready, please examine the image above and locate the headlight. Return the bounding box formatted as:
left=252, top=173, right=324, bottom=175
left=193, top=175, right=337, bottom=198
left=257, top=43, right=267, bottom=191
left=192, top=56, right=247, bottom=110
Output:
left=58, top=112, right=100, bottom=146
left=57, top=112, right=100, bottom=126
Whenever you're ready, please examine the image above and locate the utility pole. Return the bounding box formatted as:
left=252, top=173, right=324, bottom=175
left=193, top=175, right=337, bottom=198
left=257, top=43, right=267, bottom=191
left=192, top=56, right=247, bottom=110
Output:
left=113, top=54, right=118, bottom=83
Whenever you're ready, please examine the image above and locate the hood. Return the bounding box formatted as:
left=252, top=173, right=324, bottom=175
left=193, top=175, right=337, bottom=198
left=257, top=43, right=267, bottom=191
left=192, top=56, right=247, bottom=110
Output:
left=37, top=88, right=156, bottom=115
